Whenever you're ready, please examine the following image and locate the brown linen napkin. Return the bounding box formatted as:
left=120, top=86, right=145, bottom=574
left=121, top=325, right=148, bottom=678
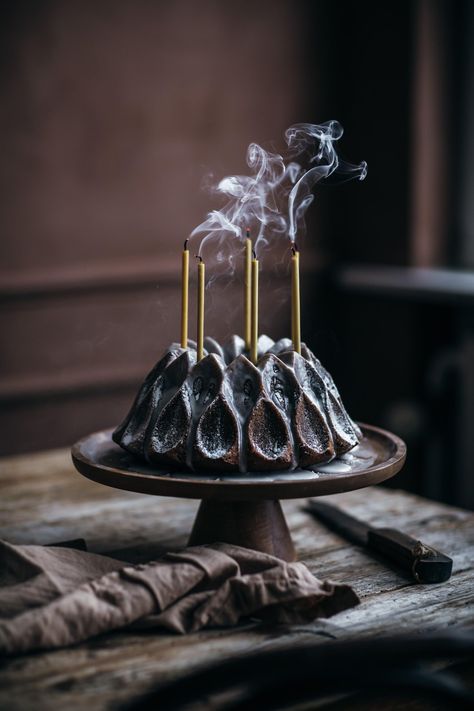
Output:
left=0, top=539, right=359, bottom=655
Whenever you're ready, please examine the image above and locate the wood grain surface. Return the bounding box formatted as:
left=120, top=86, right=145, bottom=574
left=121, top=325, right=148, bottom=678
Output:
left=0, top=446, right=473, bottom=711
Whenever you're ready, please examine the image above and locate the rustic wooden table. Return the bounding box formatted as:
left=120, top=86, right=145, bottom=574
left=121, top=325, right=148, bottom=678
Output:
left=1, top=447, right=473, bottom=711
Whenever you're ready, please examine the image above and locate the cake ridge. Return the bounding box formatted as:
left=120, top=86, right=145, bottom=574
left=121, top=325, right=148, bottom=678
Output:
left=113, top=334, right=361, bottom=473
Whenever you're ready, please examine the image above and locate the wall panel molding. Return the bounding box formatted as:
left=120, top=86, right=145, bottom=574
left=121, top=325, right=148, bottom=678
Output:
left=0, top=256, right=179, bottom=300
left=0, top=253, right=321, bottom=301
left=0, top=364, right=147, bottom=404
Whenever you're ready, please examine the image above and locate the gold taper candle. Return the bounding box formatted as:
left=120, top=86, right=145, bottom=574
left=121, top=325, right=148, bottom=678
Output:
left=244, top=229, right=252, bottom=351
left=180, top=239, right=189, bottom=348
left=251, top=250, right=259, bottom=364
left=291, top=243, right=301, bottom=354
left=196, top=256, right=205, bottom=361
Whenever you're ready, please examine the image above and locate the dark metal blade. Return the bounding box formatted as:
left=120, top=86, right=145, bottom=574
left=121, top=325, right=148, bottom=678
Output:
left=305, top=500, right=371, bottom=547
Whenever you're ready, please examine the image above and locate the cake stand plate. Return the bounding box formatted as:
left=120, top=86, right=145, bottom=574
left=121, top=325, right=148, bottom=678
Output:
left=71, top=423, right=406, bottom=561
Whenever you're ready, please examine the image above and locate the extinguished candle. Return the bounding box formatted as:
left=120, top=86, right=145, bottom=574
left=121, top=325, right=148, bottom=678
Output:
left=291, top=243, right=301, bottom=354
left=244, top=229, right=252, bottom=350
left=251, top=250, right=259, bottom=364
left=180, top=239, right=189, bottom=348
left=196, top=256, right=205, bottom=361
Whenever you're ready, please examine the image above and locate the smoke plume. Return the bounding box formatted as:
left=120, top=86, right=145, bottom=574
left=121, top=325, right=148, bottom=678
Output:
left=190, top=120, right=367, bottom=262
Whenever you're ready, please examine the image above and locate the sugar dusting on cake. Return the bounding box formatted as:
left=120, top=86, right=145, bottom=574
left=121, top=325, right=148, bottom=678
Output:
left=113, top=335, right=361, bottom=473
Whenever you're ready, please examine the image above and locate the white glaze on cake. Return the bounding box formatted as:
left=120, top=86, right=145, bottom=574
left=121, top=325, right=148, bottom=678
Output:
left=113, top=335, right=361, bottom=473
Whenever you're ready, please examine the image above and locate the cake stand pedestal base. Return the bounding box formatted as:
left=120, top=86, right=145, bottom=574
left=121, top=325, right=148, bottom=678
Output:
left=189, top=499, right=296, bottom=561
left=71, top=424, right=406, bottom=562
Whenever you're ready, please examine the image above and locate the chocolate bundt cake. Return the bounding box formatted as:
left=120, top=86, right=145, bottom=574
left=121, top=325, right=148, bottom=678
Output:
left=113, top=335, right=362, bottom=473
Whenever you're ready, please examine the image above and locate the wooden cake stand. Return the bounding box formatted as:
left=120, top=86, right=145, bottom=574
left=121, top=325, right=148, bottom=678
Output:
left=71, top=424, right=406, bottom=561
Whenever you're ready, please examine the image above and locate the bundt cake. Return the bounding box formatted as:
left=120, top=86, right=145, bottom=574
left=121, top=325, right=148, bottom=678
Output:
left=113, top=335, right=361, bottom=473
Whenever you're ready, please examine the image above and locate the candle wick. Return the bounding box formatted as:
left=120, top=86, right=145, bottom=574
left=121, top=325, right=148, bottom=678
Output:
left=184, top=238, right=189, bottom=250
left=195, top=254, right=203, bottom=262
left=291, top=241, right=299, bottom=256
left=252, top=248, right=257, bottom=260
left=246, top=227, right=251, bottom=239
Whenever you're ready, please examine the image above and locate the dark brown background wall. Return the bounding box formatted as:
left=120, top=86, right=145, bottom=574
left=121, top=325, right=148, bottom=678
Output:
left=0, top=0, right=317, bottom=454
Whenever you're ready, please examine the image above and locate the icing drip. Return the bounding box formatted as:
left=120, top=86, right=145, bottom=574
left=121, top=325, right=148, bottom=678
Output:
left=113, top=335, right=361, bottom=473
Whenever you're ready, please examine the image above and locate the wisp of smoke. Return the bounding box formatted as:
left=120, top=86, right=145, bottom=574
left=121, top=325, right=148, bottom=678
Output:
left=190, top=120, right=367, bottom=263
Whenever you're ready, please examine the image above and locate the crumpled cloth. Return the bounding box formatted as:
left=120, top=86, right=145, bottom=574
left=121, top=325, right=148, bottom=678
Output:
left=0, top=539, right=359, bottom=655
